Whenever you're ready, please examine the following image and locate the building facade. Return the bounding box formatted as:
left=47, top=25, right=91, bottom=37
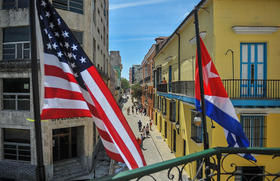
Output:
left=153, top=0, right=280, bottom=180
left=109, top=51, right=122, bottom=102
left=0, top=0, right=109, bottom=180
left=141, top=37, right=168, bottom=119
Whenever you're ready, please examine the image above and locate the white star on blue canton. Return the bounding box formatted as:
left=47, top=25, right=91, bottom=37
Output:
left=40, top=15, right=43, bottom=20
left=49, top=22, right=55, bottom=29
left=41, top=1, right=46, bottom=7
left=57, top=51, right=63, bottom=58
left=47, top=43, right=52, bottom=50
left=62, top=31, right=69, bottom=38
left=44, top=29, right=48, bottom=34
left=68, top=52, right=72, bottom=59
left=72, top=54, right=77, bottom=60
left=52, top=43, right=58, bottom=49
left=54, top=32, right=60, bottom=37
left=80, top=57, right=86, bottom=63
left=45, top=11, right=50, bottom=17
left=71, top=63, right=76, bottom=68
left=71, top=44, right=78, bottom=51
left=48, top=34, right=52, bottom=39
left=57, top=19, right=61, bottom=25
left=65, top=42, right=70, bottom=49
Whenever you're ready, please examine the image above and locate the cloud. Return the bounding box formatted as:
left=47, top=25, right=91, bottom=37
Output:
left=110, top=0, right=168, bottom=10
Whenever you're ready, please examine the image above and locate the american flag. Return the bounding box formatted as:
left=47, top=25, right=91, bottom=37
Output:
left=37, top=0, right=146, bottom=169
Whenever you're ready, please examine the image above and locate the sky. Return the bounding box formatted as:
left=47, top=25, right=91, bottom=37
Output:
left=109, top=0, right=201, bottom=80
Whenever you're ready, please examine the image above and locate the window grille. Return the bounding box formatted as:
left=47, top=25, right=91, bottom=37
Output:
left=53, top=0, right=83, bottom=14
left=2, top=0, right=29, bottom=10
left=3, top=129, right=31, bottom=162
left=241, top=115, right=266, bottom=147
left=169, top=101, right=176, bottom=122
left=3, top=79, right=30, bottom=111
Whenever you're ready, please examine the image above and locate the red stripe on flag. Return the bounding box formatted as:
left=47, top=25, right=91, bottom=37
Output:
left=105, top=149, right=124, bottom=163
left=44, top=87, right=85, bottom=100
left=86, top=66, right=146, bottom=167
left=45, top=64, right=77, bottom=83
left=41, top=108, right=92, bottom=120
left=85, top=83, right=138, bottom=168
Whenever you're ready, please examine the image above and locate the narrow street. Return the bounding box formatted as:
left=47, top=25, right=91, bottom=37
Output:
left=122, top=95, right=188, bottom=181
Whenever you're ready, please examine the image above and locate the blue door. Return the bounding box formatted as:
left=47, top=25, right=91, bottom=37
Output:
left=168, top=65, right=172, bottom=91
left=240, top=43, right=266, bottom=97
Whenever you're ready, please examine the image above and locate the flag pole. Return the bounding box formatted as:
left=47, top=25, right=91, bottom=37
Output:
left=29, top=0, right=46, bottom=180
left=194, top=7, right=210, bottom=180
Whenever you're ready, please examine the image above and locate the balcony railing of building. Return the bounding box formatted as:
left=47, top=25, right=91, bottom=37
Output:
left=3, top=93, right=30, bottom=111
left=157, top=83, right=167, bottom=93
left=94, top=147, right=280, bottom=181
left=157, top=80, right=280, bottom=99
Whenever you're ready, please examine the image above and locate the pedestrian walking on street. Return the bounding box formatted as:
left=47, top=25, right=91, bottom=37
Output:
left=142, top=126, right=146, bottom=137
left=149, top=120, right=152, bottom=131
left=132, top=107, right=134, bottom=114
left=140, top=134, right=145, bottom=150
left=138, top=120, right=142, bottom=132
left=145, top=124, right=150, bottom=138
left=127, top=107, right=130, bottom=115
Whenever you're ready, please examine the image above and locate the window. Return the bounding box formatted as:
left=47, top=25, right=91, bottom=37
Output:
left=3, top=0, right=29, bottom=9
left=72, top=31, right=83, bottom=46
left=162, top=98, right=166, bottom=115
left=191, top=111, right=203, bottom=143
left=241, top=115, right=266, bottom=147
left=236, top=166, right=264, bottom=181
left=3, top=26, right=30, bottom=60
left=3, top=78, right=30, bottom=111
left=169, top=100, right=176, bottom=122
left=53, top=0, right=83, bottom=14
left=4, top=128, right=31, bottom=161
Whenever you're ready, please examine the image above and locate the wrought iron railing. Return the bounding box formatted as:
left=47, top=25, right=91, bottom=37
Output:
left=170, top=81, right=195, bottom=97
left=93, top=147, right=280, bottom=181
left=157, top=83, right=167, bottom=93
left=165, top=80, right=280, bottom=99
left=223, top=79, right=280, bottom=99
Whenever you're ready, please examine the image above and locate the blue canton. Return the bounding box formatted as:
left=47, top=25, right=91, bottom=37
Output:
left=37, top=0, right=93, bottom=89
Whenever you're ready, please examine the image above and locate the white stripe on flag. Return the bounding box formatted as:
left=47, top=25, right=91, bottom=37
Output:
left=44, top=53, right=73, bottom=74
left=43, top=98, right=89, bottom=110
left=81, top=70, right=143, bottom=168
left=101, top=137, right=120, bottom=154
left=45, top=76, right=81, bottom=93
left=205, top=95, right=239, bottom=121
left=93, top=116, right=106, bottom=132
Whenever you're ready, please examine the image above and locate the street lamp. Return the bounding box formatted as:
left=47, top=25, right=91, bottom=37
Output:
left=194, top=112, right=202, bottom=127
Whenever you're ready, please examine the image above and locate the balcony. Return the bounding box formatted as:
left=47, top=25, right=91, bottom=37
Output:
left=157, top=83, right=167, bottom=93
left=158, top=79, right=280, bottom=100
left=93, top=147, right=280, bottom=181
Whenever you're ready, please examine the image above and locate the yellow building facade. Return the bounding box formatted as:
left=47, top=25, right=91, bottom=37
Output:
left=153, top=0, right=280, bottom=180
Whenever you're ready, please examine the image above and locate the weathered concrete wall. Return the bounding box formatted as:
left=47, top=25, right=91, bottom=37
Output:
left=0, top=8, right=29, bottom=28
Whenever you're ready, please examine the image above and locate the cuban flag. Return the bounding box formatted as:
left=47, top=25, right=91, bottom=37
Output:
left=195, top=37, right=256, bottom=161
